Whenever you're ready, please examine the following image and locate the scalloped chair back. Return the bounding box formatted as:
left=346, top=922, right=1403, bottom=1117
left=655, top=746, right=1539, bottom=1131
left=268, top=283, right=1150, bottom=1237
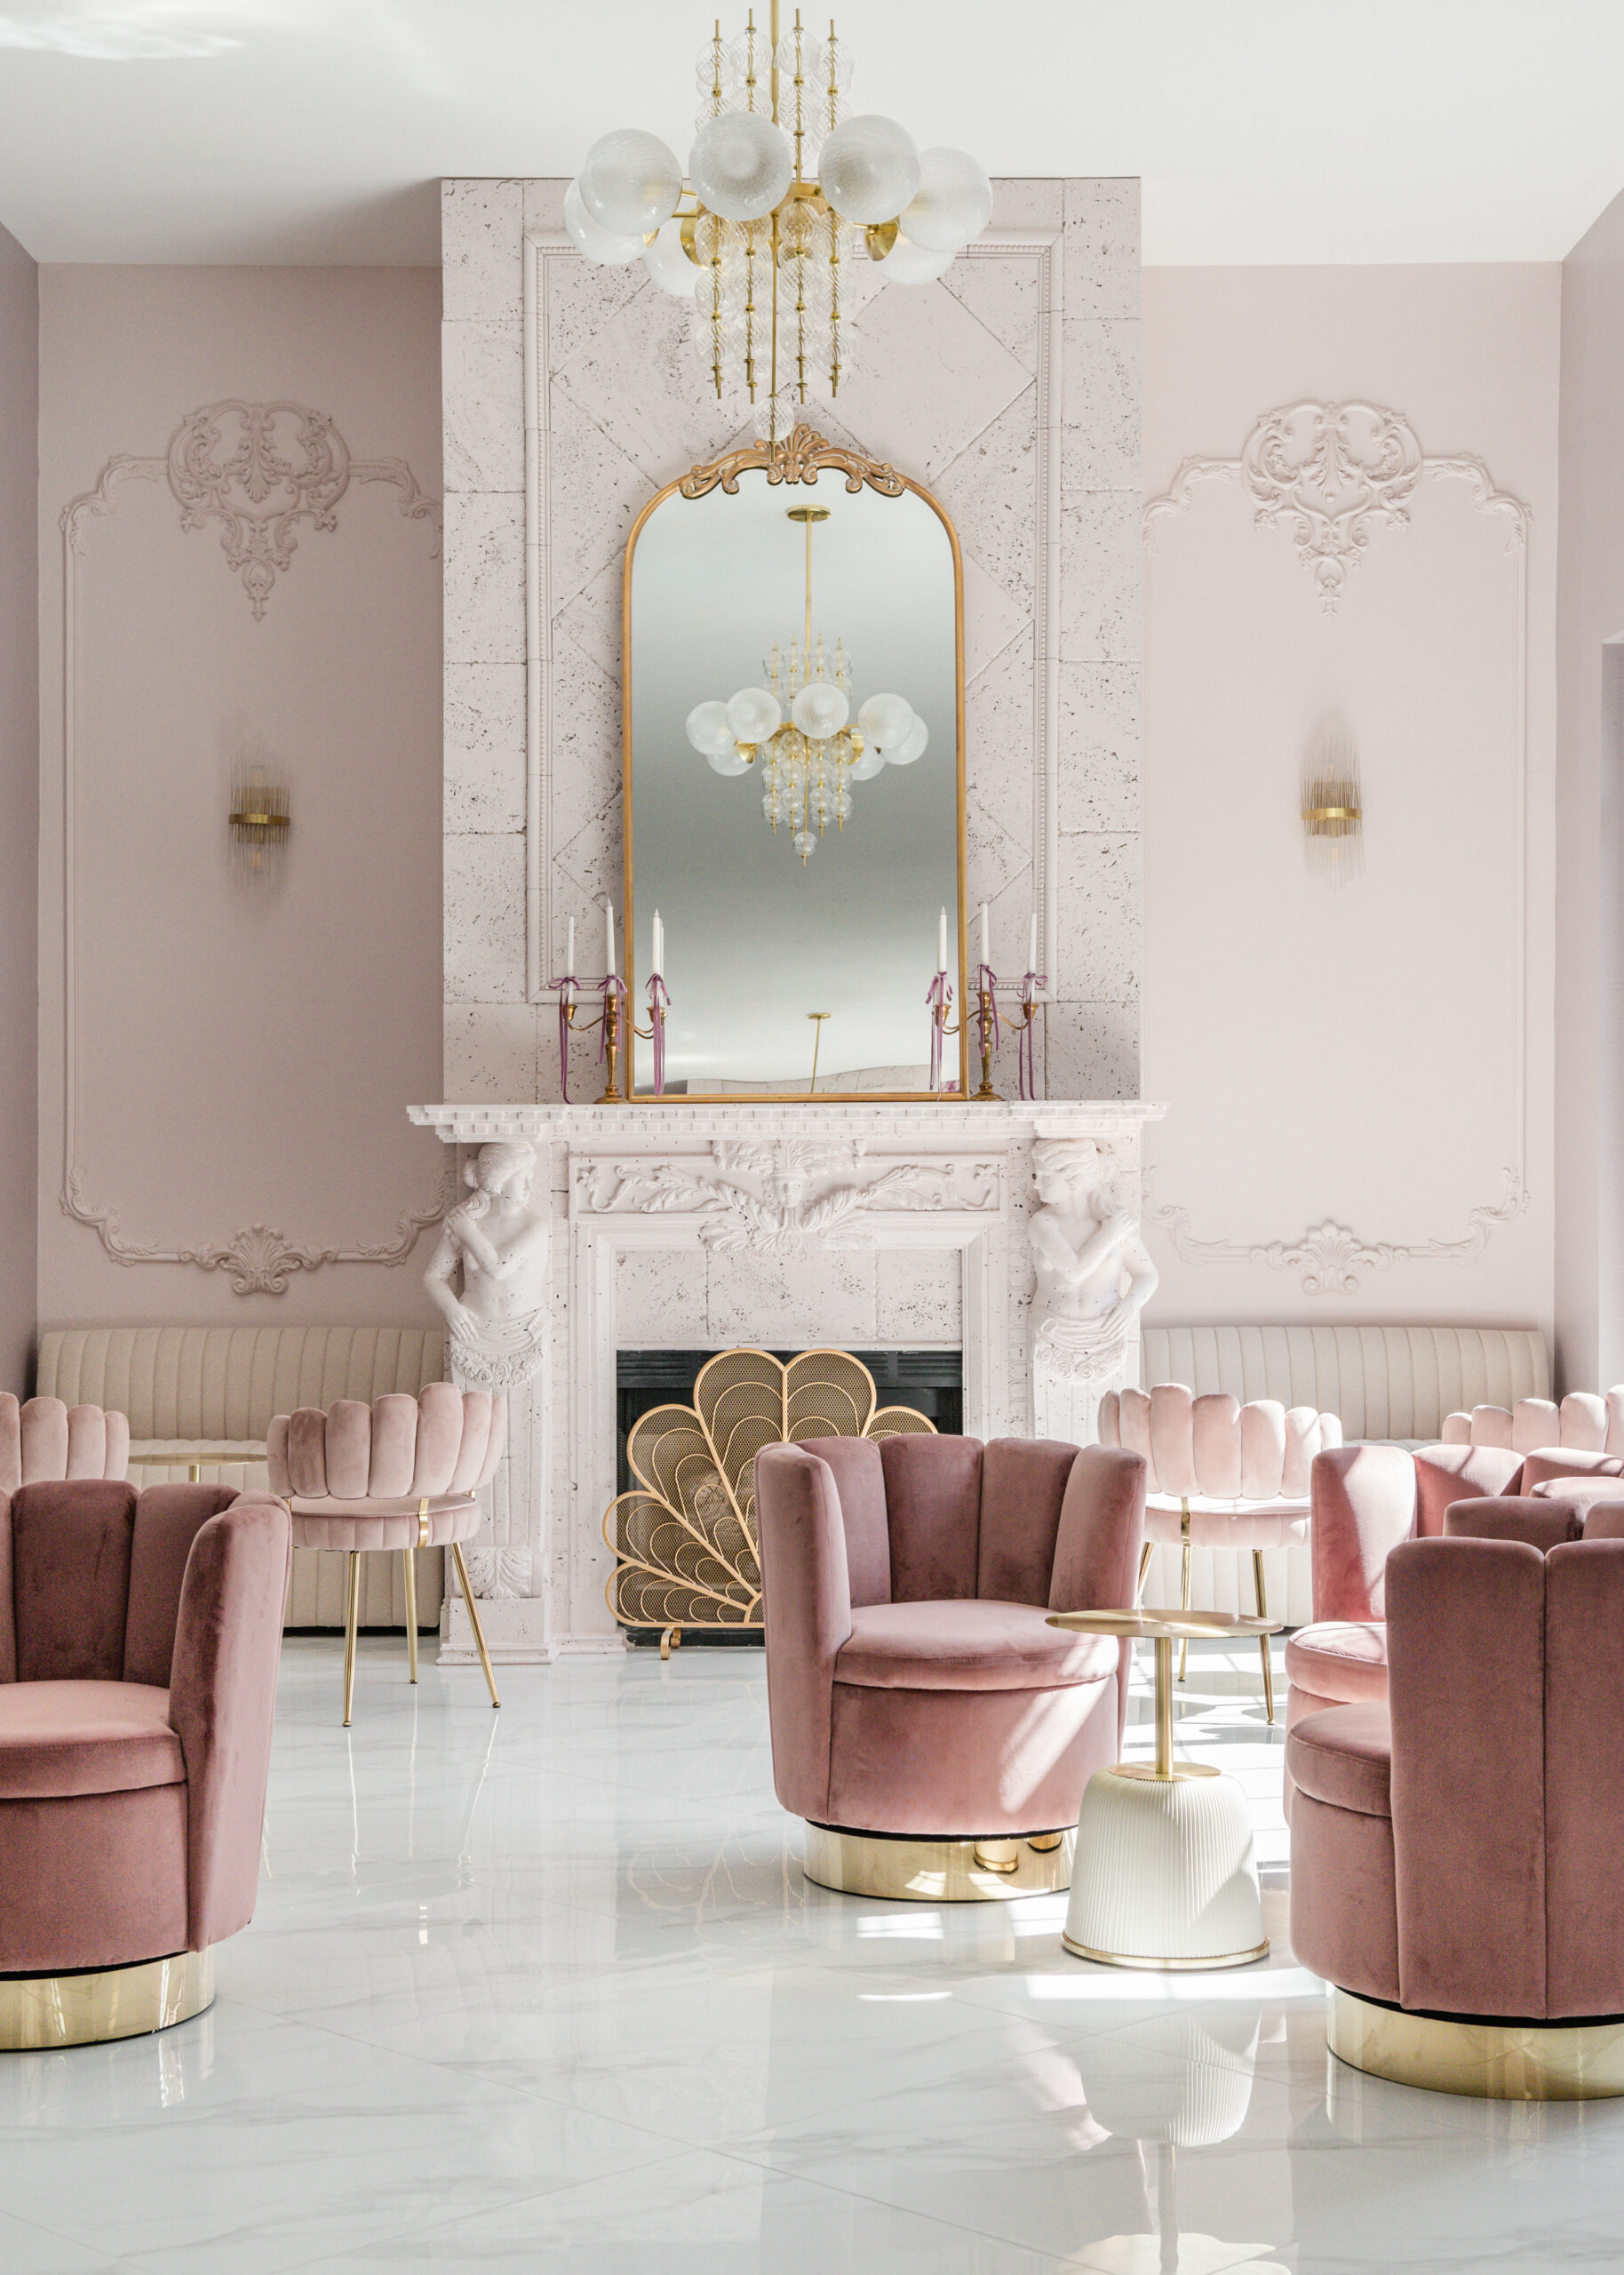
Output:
left=0, top=1395, right=131, bottom=1495
left=266, top=1386, right=506, bottom=1725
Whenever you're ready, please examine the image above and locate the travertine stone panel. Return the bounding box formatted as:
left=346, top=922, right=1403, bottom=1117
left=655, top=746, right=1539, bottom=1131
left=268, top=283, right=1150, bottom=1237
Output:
left=705, top=1249, right=880, bottom=1349
left=441, top=174, right=1142, bottom=1102
left=876, top=1250, right=963, bottom=1344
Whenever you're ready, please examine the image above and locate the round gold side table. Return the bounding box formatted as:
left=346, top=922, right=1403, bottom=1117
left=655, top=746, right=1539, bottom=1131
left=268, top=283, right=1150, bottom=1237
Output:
left=1047, top=1606, right=1281, bottom=1971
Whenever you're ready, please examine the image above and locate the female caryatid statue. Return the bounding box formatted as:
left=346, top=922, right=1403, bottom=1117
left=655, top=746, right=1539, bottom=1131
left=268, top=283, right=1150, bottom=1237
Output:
left=424, top=1140, right=549, bottom=1393
left=1029, top=1138, right=1158, bottom=1438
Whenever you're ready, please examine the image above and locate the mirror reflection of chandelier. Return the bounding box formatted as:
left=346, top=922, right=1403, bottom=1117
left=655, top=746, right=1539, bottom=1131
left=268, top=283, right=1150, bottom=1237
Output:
left=561, top=5, right=991, bottom=422
left=684, top=504, right=925, bottom=864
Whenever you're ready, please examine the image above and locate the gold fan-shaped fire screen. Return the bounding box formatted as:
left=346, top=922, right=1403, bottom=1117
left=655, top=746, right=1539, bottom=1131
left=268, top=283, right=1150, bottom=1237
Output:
left=605, top=1346, right=935, bottom=1656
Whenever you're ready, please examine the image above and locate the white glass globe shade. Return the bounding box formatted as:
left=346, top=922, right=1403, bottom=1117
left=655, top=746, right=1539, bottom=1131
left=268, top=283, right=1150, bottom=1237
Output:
left=643, top=220, right=697, bottom=297
left=898, top=147, right=993, bottom=253
left=708, top=746, right=752, bottom=777
left=818, top=115, right=920, bottom=225
left=888, top=714, right=929, bottom=766
left=726, top=686, right=782, bottom=744
left=689, top=113, right=793, bottom=221
left=848, top=742, right=886, bottom=781
left=562, top=180, right=644, bottom=267
left=579, top=129, right=682, bottom=237
left=686, top=700, right=736, bottom=757
left=791, top=682, right=850, bottom=738
left=857, top=691, right=914, bottom=750
left=879, top=229, right=956, bottom=286
left=792, top=830, right=818, bottom=858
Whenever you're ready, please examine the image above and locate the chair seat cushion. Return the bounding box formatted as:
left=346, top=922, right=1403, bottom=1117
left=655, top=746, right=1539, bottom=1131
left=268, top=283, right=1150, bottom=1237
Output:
left=833, top=1600, right=1118, bottom=1692
left=1286, top=1621, right=1389, bottom=1704
left=0, top=1680, right=183, bottom=1800
left=288, top=1495, right=480, bottom=1552
left=1286, top=1701, right=1392, bottom=1818
left=1143, top=1493, right=1310, bottom=1549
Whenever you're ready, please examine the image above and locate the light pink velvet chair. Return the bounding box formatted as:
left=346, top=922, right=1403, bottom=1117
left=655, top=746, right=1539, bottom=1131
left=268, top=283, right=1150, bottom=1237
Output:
left=267, top=1385, right=506, bottom=1724
left=0, top=1393, right=130, bottom=1491
left=1441, top=1386, right=1624, bottom=1454
left=1100, top=1384, right=1341, bottom=1721
left=1289, top=1517, right=1624, bottom=2094
left=1282, top=1438, right=1605, bottom=1797
left=754, top=1433, right=1146, bottom=1898
left=0, top=1478, right=290, bottom=2048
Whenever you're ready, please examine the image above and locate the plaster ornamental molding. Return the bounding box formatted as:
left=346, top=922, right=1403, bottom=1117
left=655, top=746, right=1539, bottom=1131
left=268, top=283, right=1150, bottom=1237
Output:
left=1143, top=1170, right=1527, bottom=1297
left=59, top=411, right=445, bottom=1288
left=581, top=1138, right=999, bottom=1253
left=1143, top=401, right=1529, bottom=612
left=61, top=1165, right=454, bottom=1296
left=678, top=423, right=907, bottom=501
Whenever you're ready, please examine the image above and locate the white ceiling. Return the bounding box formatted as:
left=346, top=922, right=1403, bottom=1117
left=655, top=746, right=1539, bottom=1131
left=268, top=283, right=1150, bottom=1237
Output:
left=0, top=0, right=1621, bottom=267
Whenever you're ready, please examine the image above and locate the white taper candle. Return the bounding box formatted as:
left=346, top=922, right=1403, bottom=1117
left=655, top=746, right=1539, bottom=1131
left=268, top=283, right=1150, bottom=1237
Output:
left=651, top=909, right=664, bottom=978
left=1028, top=910, right=1039, bottom=974
left=566, top=915, right=575, bottom=977
left=605, top=900, right=617, bottom=978
left=938, top=906, right=948, bottom=976
left=979, top=901, right=990, bottom=967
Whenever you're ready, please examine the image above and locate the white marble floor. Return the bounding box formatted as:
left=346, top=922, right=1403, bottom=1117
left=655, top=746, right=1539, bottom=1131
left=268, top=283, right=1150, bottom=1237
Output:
left=3, top=1633, right=1621, bottom=2273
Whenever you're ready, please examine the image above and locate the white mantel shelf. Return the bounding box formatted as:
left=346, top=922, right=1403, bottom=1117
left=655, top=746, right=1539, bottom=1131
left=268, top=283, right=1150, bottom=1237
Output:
left=409, top=1100, right=1167, bottom=1144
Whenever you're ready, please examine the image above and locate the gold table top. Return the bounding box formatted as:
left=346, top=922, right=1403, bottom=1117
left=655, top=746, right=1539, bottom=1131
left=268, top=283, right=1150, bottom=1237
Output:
left=1047, top=1605, right=1284, bottom=1642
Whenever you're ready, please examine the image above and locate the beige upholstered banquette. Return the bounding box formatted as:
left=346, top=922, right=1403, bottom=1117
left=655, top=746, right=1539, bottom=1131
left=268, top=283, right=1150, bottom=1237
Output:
left=36, top=1328, right=448, bottom=1628
left=1134, top=1325, right=1550, bottom=1624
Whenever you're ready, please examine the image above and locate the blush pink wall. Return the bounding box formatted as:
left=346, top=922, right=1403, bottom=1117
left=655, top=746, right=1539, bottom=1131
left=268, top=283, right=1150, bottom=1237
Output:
left=1556, top=191, right=1624, bottom=1393
left=36, top=265, right=445, bottom=1334
left=0, top=219, right=37, bottom=1395
left=1142, top=265, right=1558, bottom=1337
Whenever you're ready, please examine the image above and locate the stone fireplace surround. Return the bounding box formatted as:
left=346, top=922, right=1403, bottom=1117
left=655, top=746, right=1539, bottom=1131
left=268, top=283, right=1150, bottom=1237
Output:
left=430, top=172, right=1149, bottom=1658
left=412, top=1100, right=1161, bottom=1660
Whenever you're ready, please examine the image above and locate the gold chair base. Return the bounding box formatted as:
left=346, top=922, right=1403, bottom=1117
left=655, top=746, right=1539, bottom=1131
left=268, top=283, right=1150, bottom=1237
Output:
left=802, top=1824, right=1074, bottom=1902
left=1329, top=1986, right=1624, bottom=2100
left=0, top=1949, right=214, bottom=2052
left=1062, top=1933, right=1269, bottom=1970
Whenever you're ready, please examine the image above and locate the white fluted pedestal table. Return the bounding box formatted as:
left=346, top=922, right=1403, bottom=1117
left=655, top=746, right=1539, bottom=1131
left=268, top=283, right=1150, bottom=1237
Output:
left=1047, top=1606, right=1281, bottom=1971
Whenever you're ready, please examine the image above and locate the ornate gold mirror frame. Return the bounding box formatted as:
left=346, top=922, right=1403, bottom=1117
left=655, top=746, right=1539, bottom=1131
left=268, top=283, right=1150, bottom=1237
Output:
left=621, top=424, right=969, bottom=1101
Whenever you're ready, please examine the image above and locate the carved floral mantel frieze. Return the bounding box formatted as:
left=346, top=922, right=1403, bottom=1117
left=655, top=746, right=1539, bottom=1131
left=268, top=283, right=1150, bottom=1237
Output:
left=579, top=1139, right=999, bottom=1252
left=1143, top=400, right=1529, bottom=612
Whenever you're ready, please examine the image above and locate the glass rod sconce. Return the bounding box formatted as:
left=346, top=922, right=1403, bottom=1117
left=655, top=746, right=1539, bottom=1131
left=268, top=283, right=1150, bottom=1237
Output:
left=228, top=765, right=291, bottom=880
left=1301, top=732, right=1362, bottom=886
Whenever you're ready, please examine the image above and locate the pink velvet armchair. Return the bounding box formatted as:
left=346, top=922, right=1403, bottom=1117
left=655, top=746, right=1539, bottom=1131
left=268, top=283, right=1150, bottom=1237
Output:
left=0, top=1393, right=130, bottom=1490
left=0, top=1479, right=291, bottom=2048
left=267, top=1385, right=506, bottom=1724
left=1289, top=1521, right=1624, bottom=2096
left=755, top=1433, right=1146, bottom=1900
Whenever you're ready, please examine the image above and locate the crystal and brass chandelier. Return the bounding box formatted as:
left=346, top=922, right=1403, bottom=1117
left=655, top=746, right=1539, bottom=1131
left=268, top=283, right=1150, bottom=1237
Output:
left=562, top=5, right=991, bottom=421
left=685, top=503, right=923, bottom=862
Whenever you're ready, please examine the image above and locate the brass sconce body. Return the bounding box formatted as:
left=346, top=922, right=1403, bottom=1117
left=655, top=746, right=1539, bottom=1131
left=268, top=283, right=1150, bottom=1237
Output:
left=228, top=769, right=290, bottom=879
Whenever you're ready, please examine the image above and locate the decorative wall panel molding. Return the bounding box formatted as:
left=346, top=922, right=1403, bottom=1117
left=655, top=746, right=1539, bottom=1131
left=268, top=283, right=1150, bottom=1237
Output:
left=59, top=410, right=446, bottom=1289
left=1142, top=400, right=1530, bottom=1291
left=1143, top=400, right=1528, bottom=612
left=521, top=225, right=1067, bottom=1008
left=1144, top=1170, right=1527, bottom=1297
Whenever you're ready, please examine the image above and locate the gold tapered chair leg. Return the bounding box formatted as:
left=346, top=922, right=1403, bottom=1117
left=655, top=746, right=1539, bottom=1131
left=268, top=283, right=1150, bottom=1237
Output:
left=402, top=1545, right=418, bottom=1683
left=1178, top=1521, right=1192, bottom=1683
left=1135, top=1541, right=1153, bottom=1605
left=1254, top=1548, right=1275, bottom=1723
left=451, top=1542, right=501, bottom=1710
left=342, top=1550, right=361, bottom=1727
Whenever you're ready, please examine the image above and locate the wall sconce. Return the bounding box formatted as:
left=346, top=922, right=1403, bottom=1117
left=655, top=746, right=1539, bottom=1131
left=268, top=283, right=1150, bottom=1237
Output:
left=1301, top=731, right=1362, bottom=886
left=228, top=764, right=291, bottom=880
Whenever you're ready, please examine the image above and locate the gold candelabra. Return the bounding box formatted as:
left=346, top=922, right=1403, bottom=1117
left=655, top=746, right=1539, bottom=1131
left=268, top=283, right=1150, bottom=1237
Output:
left=560, top=981, right=626, bottom=1105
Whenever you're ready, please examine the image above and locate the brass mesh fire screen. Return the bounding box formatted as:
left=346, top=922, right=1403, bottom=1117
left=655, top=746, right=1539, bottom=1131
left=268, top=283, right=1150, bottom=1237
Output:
left=605, top=1345, right=936, bottom=1654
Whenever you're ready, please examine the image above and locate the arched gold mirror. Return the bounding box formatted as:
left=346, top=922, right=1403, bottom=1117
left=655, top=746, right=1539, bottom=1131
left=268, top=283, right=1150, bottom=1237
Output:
left=622, top=428, right=967, bottom=1100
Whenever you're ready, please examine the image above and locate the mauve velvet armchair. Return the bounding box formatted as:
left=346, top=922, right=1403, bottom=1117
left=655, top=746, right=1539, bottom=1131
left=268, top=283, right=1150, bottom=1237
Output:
left=1289, top=1517, right=1624, bottom=2096
left=755, top=1433, right=1146, bottom=1900
left=0, top=1479, right=291, bottom=2048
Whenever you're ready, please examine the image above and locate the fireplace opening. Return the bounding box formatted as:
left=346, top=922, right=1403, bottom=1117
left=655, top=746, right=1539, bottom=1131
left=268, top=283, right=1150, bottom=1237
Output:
left=613, top=1348, right=963, bottom=1648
